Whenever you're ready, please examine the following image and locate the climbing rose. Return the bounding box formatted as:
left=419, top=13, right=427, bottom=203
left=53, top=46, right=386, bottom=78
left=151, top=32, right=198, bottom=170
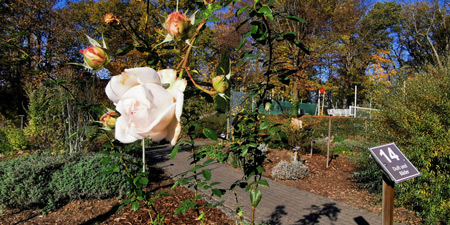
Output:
left=80, top=46, right=107, bottom=70
left=164, top=12, right=191, bottom=39
left=105, top=67, right=186, bottom=145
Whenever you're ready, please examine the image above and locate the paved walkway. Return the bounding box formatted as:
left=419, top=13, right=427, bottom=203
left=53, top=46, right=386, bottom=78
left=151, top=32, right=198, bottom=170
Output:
left=147, top=144, right=402, bottom=225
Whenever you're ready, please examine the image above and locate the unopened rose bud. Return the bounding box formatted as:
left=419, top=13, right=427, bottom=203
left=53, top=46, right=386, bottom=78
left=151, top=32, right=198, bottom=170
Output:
left=100, top=111, right=118, bottom=128
left=80, top=46, right=108, bottom=70
left=104, top=13, right=120, bottom=25
left=165, top=12, right=191, bottom=39
left=212, top=75, right=230, bottom=93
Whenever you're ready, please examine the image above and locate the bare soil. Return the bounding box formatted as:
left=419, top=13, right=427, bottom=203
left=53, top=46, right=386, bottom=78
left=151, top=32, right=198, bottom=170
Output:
left=0, top=147, right=422, bottom=225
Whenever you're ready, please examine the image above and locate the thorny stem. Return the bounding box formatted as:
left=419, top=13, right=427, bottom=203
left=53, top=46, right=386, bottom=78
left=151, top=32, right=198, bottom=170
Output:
left=120, top=22, right=148, bottom=48
left=184, top=67, right=218, bottom=96
left=104, top=63, right=121, bottom=75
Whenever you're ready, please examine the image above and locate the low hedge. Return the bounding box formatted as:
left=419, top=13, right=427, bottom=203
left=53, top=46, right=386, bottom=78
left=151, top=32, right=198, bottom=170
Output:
left=0, top=151, right=131, bottom=213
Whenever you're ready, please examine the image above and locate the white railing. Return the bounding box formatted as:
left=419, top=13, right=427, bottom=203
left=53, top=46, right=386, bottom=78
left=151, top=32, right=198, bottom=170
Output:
left=328, top=106, right=379, bottom=118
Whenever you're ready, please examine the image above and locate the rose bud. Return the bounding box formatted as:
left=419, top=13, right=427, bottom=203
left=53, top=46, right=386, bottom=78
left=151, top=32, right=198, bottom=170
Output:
left=100, top=111, right=118, bottom=128
left=80, top=46, right=108, bottom=70
left=164, top=12, right=191, bottom=39
left=104, top=13, right=120, bottom=25
left=212, top=75, right=230, bottom=93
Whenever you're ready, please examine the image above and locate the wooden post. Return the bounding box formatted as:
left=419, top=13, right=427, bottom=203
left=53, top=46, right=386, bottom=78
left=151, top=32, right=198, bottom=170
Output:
left=382, top=175, right=394, bottom=225
left=310, top=139, right=313, bottom=157
left=326, top=116, right=331, bottom=168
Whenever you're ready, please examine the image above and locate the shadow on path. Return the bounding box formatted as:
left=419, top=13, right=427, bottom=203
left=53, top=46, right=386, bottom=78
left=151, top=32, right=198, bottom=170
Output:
left=263, top=205, right=288, bottom=225
left=295, top=203, right=341, bottom=225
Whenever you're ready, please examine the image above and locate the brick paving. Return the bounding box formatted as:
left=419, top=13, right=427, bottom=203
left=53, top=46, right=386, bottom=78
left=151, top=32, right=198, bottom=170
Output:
left=148, top=144, right=403, bottom=225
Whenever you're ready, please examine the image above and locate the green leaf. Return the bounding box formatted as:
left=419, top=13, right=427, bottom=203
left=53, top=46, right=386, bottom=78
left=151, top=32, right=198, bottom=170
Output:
left=101, top=157, right=112, bottom=165
left=112, top=165, right=120, bottom=173
left=170, top=146, right=180, bottom=160
left=268, top=126, right=280, bottom=135
left=132, top=202, right=139, bottom=211
left=201, top=169, right=212, bottom=181
left=260, top=120, right=270, bottom=130
left=85, top=34, right=101, bottom=47
left=212, top=188, right=222, bottom=198
left=257, top=179, right=269, bottom=187
left=286, top=16, right=307, bottom=23
left=203, top=2, right=222, bottom=20
left=139, top=177, right=149, bottom=186
left=116, top=44, right=134, bottom=56
left=236, top=37, right=246, bottom=52
left=257, top=6, right=274, bottom=21
left=250, top=189, right=262, bottom=207
left=207, top=17, right=219, bottom=22
left=191, top=165, right=203, bottom=172
left=210, top=182, right=221, bottom=187
left=203, top=128, right=218, bottom=141
left=257, top=166, right=266, bottom=174
left=203, top=159, right=214, bottom=166
left=68, top=132, right=78, bottom=140
left=237, top=5, right=250, bottom=15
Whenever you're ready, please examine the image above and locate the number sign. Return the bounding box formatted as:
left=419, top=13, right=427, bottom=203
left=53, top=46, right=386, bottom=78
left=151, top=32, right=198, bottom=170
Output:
left=369, top=143, right=421, bottom=184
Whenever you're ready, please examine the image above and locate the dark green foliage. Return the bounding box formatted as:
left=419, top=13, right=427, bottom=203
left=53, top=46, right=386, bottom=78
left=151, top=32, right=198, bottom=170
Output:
left=195, top=113, right=227, bottom=137
left=280, top=123, right=313, bottom=153
left=367, top=65, right=450, bottom=224
left=0, top=152, right=129, bottom=213
left=198, top=144, right=228, bottom=163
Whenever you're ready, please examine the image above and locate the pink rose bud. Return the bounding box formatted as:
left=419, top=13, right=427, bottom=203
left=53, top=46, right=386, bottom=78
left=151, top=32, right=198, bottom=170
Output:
left=80, top=46, right=108, bottom=70
left=212, top=75, right=230, bottom=93
left=165, top=12, right=191, bottom=39
left=100, top=111, right=118, bottom=128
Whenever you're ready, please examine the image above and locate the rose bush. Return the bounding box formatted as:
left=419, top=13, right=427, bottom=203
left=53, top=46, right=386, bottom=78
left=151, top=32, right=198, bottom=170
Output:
left=105, top=67, right=186, bottom=145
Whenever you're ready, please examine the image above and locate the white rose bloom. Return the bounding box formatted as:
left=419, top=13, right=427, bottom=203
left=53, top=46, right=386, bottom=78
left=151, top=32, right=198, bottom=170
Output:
left=105, top=67, right=186, bottom=145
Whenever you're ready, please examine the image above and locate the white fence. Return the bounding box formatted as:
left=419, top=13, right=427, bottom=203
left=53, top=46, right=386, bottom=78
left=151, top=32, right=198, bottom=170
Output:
left=328, top=106, right=379, bottom=118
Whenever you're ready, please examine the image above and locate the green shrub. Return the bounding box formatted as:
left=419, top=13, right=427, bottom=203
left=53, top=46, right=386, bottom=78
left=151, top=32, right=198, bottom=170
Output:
left=280, top=124, right=313, bottom=153
left=0, top=128, right=10, bottom=154
left=367, top=64, right=450, bottom=224
left=4, top=127, right=28, bottom=151
left=0, top=152, right=130, bottom=213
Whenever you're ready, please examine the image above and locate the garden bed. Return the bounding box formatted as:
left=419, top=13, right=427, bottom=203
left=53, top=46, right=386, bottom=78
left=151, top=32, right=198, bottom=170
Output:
left=0, top=169, right=234, bottom=225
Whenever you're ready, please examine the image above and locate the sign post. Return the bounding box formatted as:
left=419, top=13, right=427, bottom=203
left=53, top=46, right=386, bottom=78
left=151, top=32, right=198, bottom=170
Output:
left=369, top=143, right=421, bottom=225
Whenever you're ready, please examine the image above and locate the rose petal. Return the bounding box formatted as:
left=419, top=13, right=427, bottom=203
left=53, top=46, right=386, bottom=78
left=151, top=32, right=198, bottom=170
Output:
left=115, top=116, right=141, bottom=143
left=165, top=118, right=182, bottom=145
left=125, top=67, right=161, bottom=85
left=105, top=73, right=139, bottom=103
left=173, top=89, right=184, bottom=121
left=157, top=69, right=177, bottom=86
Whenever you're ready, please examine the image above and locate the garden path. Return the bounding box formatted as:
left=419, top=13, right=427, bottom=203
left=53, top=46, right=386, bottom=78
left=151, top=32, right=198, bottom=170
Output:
left=148, top=143, right=403, bottom=225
